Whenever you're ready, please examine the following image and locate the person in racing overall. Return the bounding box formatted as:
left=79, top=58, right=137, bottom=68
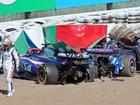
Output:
left=0, top=36, right=3, bottom=73
left=2, top=37, right=19, bottom=96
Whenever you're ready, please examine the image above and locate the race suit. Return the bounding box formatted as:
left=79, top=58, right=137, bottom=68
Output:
left=3, top=47, right=19, bottom=93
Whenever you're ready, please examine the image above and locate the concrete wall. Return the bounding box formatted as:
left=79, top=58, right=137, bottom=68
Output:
left=0, top=0, right=140, bottom=22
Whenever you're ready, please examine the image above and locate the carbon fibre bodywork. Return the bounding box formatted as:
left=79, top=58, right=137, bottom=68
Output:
left=18, top=44, right=95, bottom=84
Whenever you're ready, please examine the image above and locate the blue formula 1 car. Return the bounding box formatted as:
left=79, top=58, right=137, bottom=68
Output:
left=82, top=39, right=137, bottom=79
left=17, top=43, right=96, bottom=85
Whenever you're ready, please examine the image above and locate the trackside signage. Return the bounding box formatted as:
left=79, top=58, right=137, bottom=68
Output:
left=0, top=0, right=128, bottom=15
left=56, top=0, right=128, bottom=9
left=0, top=0, right=55, bottom=15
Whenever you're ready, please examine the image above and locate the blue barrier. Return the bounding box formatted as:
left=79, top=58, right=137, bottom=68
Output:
left=56, top=0, right=128, bottom=9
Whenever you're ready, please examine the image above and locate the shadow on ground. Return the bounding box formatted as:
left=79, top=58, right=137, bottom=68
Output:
left=0, top=89, right=8, bottom=95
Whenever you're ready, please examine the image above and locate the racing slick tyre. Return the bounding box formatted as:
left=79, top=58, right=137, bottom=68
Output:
left=37, top=63, right=59, bottom=84
left=120, top=55, right=136, bottom=77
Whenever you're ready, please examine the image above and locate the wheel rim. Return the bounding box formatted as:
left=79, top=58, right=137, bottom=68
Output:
left=38, top=67, right=46, bottom=82
left=130, top=59, right=136, bottom=73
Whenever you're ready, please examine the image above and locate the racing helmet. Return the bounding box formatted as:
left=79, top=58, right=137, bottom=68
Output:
left=3, top=37, right=12, bottom=49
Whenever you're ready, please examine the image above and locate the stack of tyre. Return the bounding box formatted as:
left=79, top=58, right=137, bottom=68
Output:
left=128, top=11, right=140, bottom=23
left=112, top=12, right=127, bottom=23
left=98, top=14, right=113, bottom=24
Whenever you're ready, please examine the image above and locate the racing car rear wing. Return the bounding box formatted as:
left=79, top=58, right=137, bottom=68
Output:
left=81, top=48, right=117, bottom=54
left=56, top=52, right=89, bottom=59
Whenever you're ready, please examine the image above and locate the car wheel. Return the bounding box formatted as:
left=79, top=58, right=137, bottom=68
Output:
left=120, top=56, right=136, bottom=77
left=37, top=65, right=47, bottom=84
left=37, top=64, right=59, bottom=84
